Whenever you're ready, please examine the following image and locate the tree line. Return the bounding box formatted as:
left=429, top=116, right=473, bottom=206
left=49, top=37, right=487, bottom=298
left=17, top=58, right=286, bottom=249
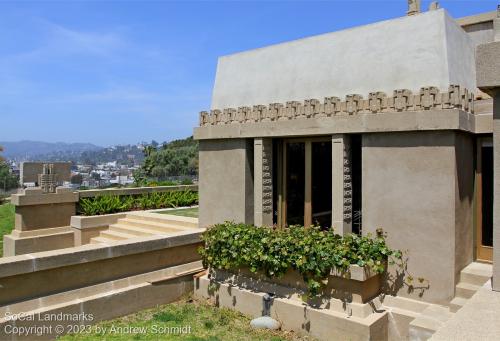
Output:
left=133, top=137, right=198, bottom=184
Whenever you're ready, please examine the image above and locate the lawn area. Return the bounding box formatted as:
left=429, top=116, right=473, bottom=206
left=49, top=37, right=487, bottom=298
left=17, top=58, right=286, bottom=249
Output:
left=0, top=203, right=14, bottom=255
left=158, top=207, right=198, bottom=218
left=60, top=296, right=312, bottom=341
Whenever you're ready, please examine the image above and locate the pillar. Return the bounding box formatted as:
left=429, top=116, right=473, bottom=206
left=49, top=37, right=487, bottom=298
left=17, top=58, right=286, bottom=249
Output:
left=254, top=138, right=273, bottom=226
left=476, top=35, right=500, bottom=290
left=332, top=134, right=352, bottom=235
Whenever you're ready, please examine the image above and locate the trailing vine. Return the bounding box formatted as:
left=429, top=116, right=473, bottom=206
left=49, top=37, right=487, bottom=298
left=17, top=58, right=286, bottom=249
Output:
left=199, top=223, right=406, bottom=295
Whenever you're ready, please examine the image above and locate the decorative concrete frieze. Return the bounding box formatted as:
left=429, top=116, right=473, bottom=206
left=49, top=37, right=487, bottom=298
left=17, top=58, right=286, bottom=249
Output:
left=368, top=92, right=388, bottom=113
left=304, top=98, right=322, bottom=118
left=199, top=85, right=475, bottom=127
left=199, top=111, right=210, bottom=126
left=345, top=94, right=363, bottom=115
left=285, top=101, right=303, bottom=120
left=268, top=103, right=284, bottom=121
left=238, top=106, right=251, bottom=123
left=252, top=105, right=267, bottom=122
left=324, top=96, right=342, bottom=116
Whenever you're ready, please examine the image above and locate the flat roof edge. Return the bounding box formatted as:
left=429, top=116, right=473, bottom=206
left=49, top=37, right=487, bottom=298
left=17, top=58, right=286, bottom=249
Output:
left=457, top=10, right=497, bottom=27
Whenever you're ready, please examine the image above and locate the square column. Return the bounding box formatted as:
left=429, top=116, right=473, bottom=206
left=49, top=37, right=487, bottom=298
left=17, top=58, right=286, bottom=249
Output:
left=477, top=38, right=500, bottom=290
left=332, top=135, right=352, bottom=235
left=254, top=138, right=273, bottom=226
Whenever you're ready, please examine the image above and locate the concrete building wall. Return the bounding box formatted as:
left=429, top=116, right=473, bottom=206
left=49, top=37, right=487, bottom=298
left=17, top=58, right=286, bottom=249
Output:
left=462, top=21, right=495, bottom=47
left=445, top=18, right=477, bottom=93
left=362, top=131, right=473, bottom=304
left=211, top=9, right=475, bottom=109
left=199, top=139, right=254, bottom=228
left=453, top=132, right=475, bottom=283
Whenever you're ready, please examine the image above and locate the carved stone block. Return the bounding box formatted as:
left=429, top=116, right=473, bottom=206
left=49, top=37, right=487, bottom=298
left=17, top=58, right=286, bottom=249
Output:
left=253, top=105, right=267, bottom=122
left=419, top=86, right=439, bottom=110
left=238, top=106, right=251, bottom=123
left=392, top=89, right=413, bottom=111
left=368, top=92, right=387, bottom=113
left=304, top=99, right=322, bottom=118
left=268, top=103, right=284, bottom=121
left=285, top=101, right=302, bottom=120
left=223, top=108, right=237, bottom=124
left=210, top=110, right=221, bottom=125
left=199, top=111, right=210, bottom=126
left=324, top=96, right=341, bottom=116
left=345, top=94, right=363, bottom=115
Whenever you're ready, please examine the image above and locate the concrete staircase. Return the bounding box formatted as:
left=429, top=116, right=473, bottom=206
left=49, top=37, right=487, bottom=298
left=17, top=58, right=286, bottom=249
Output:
left=449, top=262, right=492, bottom=313
left=90, top=211, right=199, bottom=244
left=406, top=262, right=492, bottom=340
left=409, top=305, right=453, bottom=341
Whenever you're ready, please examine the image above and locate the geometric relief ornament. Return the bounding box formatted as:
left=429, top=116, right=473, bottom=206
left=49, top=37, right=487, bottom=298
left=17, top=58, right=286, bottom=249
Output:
left=261, top=140, right=273, bottom=214
left=198, top=85, right=475, bottom=126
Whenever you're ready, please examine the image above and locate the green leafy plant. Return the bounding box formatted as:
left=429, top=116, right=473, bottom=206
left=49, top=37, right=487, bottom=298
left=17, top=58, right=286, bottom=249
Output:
left=78, top=190, right=198, bottom=216
left=199, top=223, right=404, bottom=296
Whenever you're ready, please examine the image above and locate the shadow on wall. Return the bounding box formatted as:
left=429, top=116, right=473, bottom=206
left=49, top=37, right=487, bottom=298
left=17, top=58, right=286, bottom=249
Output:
left=381, top=252, right=430, bottom=299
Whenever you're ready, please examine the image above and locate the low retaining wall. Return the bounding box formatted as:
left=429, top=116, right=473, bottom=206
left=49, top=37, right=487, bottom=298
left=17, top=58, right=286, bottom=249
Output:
left=0, top=229, right=204, bottom=340
left=0, top=229, right=203, bottom=306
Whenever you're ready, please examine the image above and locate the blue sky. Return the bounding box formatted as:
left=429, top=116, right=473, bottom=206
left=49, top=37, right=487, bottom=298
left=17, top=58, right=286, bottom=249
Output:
left=0, top=0, right=498, bottom=146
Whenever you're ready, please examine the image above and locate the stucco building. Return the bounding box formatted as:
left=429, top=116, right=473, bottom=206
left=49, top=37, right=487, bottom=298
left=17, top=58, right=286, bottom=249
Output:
left=194, top=5, right=500, bottom=309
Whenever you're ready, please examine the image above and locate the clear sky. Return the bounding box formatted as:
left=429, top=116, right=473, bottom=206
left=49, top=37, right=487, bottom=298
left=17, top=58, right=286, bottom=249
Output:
left=0, top=0, right=498, bottom=146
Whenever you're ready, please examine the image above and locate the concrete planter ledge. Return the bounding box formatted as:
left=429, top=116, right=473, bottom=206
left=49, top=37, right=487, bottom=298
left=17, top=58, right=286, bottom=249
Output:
left=330, top=264, right=381, bottom=281
left=0, top=229, right=204, bottom=279
left=212, top=264, right=382, bottom=304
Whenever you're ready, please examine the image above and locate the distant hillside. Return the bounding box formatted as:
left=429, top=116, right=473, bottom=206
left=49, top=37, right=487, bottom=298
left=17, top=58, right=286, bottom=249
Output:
left=0, top=140, right=103, bottom=161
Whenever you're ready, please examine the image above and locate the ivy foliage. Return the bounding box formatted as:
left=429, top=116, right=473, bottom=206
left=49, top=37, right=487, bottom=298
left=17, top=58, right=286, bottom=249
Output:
left=199, top=222, right=403, bottom=295
left=78, top=190, right=198, bottom=216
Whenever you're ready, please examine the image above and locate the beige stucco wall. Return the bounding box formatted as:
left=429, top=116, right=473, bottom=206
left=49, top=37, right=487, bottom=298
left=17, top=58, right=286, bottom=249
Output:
left=199, top=139, right=254, bottom=228
left=362, top=131, right=474, bottom=304
left=453, top=133, right=475, bottom=284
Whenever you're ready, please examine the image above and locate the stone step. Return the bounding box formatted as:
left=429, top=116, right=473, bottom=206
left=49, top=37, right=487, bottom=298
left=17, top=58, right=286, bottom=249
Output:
left=109, top=224, right=173, bottom=237
left=419, top=305, right=452, bottom=322
left=99, top=229, right=137, bottom=241
left=126, top=212, right=198, bottom=228
left=89, top=236, right=115, bottom=244
left=117, top=218, right=188, bottom=233
left=409, top=315, right=443, bottom=341
left=455, top=282, right=480, bottom=299
left=449, top=296, right=467, bottom=313
left=459, top=262, right=492, bottom=286
left=408, top=305, right=452, bottom=341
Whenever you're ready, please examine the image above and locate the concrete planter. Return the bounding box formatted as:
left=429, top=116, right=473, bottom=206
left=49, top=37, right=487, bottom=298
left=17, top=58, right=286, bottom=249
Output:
left=211, top=264, right=383, bottom=303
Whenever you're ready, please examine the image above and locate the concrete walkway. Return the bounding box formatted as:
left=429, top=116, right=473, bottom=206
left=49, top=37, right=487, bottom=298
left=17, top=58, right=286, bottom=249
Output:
left=431, top=281, right=500, bottom=340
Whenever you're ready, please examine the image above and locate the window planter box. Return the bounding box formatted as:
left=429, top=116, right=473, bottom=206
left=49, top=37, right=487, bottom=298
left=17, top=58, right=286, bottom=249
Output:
left=210, top=264, right=383, bottom=303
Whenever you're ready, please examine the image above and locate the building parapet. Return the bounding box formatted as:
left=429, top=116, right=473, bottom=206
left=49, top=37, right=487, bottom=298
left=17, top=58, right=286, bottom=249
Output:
left=199, top=85, right=475, bottom=127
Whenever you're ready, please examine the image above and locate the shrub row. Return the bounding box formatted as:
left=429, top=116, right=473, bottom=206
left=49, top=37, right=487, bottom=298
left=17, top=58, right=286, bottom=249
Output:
left=78, top=190, right=198, bottom=216
left=199, top=222, right=402, bottom=295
